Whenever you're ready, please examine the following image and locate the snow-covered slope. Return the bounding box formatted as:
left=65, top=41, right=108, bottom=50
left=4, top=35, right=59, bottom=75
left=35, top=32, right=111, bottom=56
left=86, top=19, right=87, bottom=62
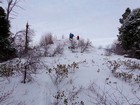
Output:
left=0, top=39, right=140, bottom=105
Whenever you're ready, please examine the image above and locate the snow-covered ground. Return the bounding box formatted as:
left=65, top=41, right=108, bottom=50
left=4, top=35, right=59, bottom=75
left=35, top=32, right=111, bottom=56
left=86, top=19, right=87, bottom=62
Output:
left=0, top=39, right=140, bottom=105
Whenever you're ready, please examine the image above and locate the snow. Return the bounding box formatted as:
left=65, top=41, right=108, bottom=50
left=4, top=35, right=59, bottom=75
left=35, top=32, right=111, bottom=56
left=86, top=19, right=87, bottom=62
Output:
left=0, top=39, right=140, bottom=105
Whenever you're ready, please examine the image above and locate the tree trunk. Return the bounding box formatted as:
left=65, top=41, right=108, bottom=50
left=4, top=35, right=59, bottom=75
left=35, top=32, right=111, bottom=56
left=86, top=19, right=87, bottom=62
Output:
left=23, top=67, right=27, bottom=84
left=24, top=22, right=29, bottom=54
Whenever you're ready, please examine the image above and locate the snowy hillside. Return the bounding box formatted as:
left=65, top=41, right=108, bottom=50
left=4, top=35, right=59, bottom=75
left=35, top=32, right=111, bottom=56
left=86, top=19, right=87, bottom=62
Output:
left=0, top=39, right=140, bottom=105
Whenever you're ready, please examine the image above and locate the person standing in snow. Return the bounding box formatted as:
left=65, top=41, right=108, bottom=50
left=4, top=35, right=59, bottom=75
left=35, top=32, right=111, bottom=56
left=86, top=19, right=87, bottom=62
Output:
left=69, top=33, right=74, bottom=40
left=77, top=35, right=79, bottom=40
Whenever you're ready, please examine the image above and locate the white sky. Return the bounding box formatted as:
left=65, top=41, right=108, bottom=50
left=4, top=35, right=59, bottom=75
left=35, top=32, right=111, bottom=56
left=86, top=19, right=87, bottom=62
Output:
left=1, top=0, right=140, bottom=46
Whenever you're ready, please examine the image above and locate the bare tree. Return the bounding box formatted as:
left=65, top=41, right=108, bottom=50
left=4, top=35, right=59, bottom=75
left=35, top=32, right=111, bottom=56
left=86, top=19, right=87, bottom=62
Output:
left=6, top=0, right=24, bottom=20
left=13, top=22, right=34, bottom=57
left=21, top=54, right=40, bottom=84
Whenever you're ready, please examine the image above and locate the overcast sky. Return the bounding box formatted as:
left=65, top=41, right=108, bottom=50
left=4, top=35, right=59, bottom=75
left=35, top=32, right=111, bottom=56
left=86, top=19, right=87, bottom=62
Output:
left=2, top=0, right=140, bottom=46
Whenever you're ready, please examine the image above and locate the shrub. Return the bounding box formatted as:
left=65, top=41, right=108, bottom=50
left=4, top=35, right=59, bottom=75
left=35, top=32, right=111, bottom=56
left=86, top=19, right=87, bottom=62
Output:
left=105, top=40, right=125, bottom=56
left=68, top=39, right=77, bottom=52
left=51, top=44, right=64, bottom=57
left=104, top=45, right=113, bottom=56
left=40, top=33, right=54, bottom=46
left=39, top=33, right=55, bottom=57
left=54, top=87, right=84, bottom=105
left=88, top=82, right=139, bottom=105
left=46, top=62, right=79, bottom=85
left=0, top=58, right=21, bottom=77
left=107, top=60, right=121, bottom=73
left=21, top=54, right=40, bottom=83
left=78, top=39, right=92, bottom=53
left=0, top=54, right=40, bottom=83
left=0, top=88, right=13, bottom=104
left=107, top=59, right=140, bottom=83
left=0, top=64, right=14, bottom=77
left=111, top=40, right=125, bottom=55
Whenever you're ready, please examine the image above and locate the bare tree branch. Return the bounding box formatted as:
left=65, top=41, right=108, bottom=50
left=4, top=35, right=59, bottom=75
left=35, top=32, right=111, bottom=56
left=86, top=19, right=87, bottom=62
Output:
left=6, top=0, right=24, bottom=20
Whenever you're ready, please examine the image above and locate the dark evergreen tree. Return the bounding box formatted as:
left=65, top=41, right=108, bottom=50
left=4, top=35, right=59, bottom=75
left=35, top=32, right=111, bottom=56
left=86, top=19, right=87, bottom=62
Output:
left=119, top=8, right=131, bottom=24
left=118, top=8, right=140, bottom=58
left=0, top=6, right=16, bottom=62
left=0, top=7, right=10, bottom=37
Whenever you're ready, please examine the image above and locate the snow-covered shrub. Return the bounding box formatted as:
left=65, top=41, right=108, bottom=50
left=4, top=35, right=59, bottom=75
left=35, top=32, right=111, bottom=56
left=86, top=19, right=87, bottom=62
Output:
left=0, top=88, right=13, bottom=104
left=104, top=45, right=113, bottom=56
left=0, top=58, right=21, bottom=77
left=107, top=60, right=132, bottom=81
left=40, top=33, right=54, bottom=46
left=67, top=62, right=79, bottom=72
left=0, top=87, right=26, bottom=105
left=21, top=55, right=40, bottom=83
left=121, top=72, right=133, bottom=82
left=0, top=64, right=14, bottom=77
left=35, top=40, right=64, bottom=57
left=122, top=59, right=140, bottom=70
left=0, top=54, right=41, bottom=83
left=107, top=60, right=121, bottom=73
left=53, top=90, right=67, bottom=105
left=88, top=83, right=109, bottom=105
left=98, top=45, right=103, bottom=49
left=51, top=44, right=64, bottom=57
left=107, top=59, right=140, bottom=83
left=122, top=60, right=140, bottom=83
left=112, top=42, right=125, bottom=55
left=40, top=33, right=63, bottom=57
left=26, top=46, right=44, bottom=57
left=47, top=62, right=79, bottom=85
left=68, top=39, right=78, bottom=52
left=112, top=71, right=133, bottom=82
left=53, top=64, right=68, bottom=84
left=88, top=82, right=139, bottom=105
left=134, top=75, right=140, bottom=83
left=27, top=45, right=51, bottom=57
left=43, top=45, right=51, bottom=57
left=78, top=39, right=92, bottom=53
left=53, top=87, right=84, bottom=105
left=105, top=40, right=125, bottom=56
left=68, top=38, right=93, bottom=53
left=126, top=49, right=140, bottom=59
